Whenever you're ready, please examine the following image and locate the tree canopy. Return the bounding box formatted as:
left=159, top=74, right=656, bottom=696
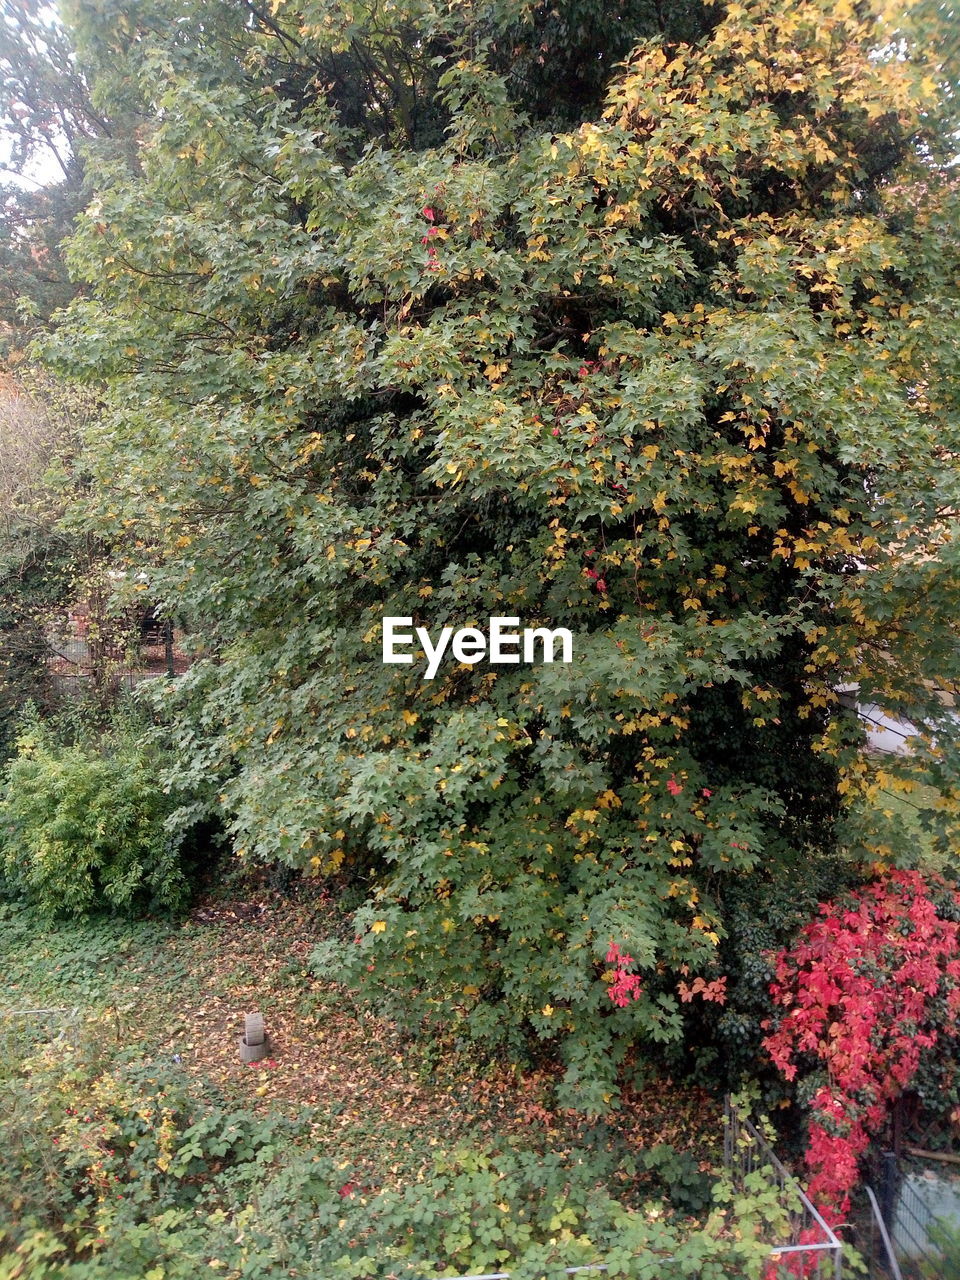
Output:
left=29, top=0, right=960, bottom=1107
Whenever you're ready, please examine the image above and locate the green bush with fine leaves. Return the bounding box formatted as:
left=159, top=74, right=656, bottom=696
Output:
left=0, top=721, right=187, bottom=917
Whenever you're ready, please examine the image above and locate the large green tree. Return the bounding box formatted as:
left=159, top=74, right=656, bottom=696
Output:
left=44, top=0, right=960, bottom=1107
left=0, top=0, right=109, bottom=346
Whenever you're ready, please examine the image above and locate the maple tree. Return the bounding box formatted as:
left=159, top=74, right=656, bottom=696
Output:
left=23, top=0, right=960, bottom=1106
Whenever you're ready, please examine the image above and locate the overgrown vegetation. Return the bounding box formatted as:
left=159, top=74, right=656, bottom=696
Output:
left=25, top=0, right=959, bottom=1117
left=1, top=1057, right=780, bottom=1280
left=0, top=893, right=790, bottom=1279
left=764, top=871, right=960, bottom=1218
left=0, top=369, right=97, bottom=756
left=1, top=0, right=960, bottom=1270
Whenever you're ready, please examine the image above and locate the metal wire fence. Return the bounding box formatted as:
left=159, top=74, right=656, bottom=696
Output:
left=854, top=1152, right=959, bottom=1280
left=724, top=1101, right=844, bottom=1280
left=47, top=630, right=191, bottom=696
left=431, top=1104, right=844, bottom=1280
left=857, top=1185, right=905, bottom=1280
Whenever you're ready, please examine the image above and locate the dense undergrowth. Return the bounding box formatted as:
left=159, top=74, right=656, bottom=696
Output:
left=0, top=892, right=793, bottom=1279
left=1, top=0, right=960, bottom=1270
left=0, top=703, right=219, bottom=920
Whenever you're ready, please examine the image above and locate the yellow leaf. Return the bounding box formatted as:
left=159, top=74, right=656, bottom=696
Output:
left=371, top=920, right=387, bottom=933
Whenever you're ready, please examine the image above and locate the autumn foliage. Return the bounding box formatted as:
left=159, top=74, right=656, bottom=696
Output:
left=21, top=0, right=960, bottom=1110
left=763, top=872, right=960, bottom=1214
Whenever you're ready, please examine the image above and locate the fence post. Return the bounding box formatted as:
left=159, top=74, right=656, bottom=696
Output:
left=164, top=618, right=175, bottom=678
left=865, top=1185, right=904, bottom=1280
left=880, top=1150, right=898, bottom=1230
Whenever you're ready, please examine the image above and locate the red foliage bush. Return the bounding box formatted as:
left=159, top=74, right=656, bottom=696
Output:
left=763, top=871, right=960, bottom=1215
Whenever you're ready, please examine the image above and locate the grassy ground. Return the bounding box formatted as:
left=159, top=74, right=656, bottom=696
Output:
left=6, top=851, right=924, bottom=1275
left=3, top=775, right=948, bottom=1188
left=0, top=878, right=721, bottom=1193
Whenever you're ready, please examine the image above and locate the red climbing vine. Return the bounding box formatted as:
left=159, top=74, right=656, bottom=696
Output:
left=763, top=870, right=960, bottom=1216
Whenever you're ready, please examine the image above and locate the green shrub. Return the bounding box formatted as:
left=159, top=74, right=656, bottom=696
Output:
left=0, top=1039, right=787, bottom=1280
left=0, top=719, right=187, bottom=916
